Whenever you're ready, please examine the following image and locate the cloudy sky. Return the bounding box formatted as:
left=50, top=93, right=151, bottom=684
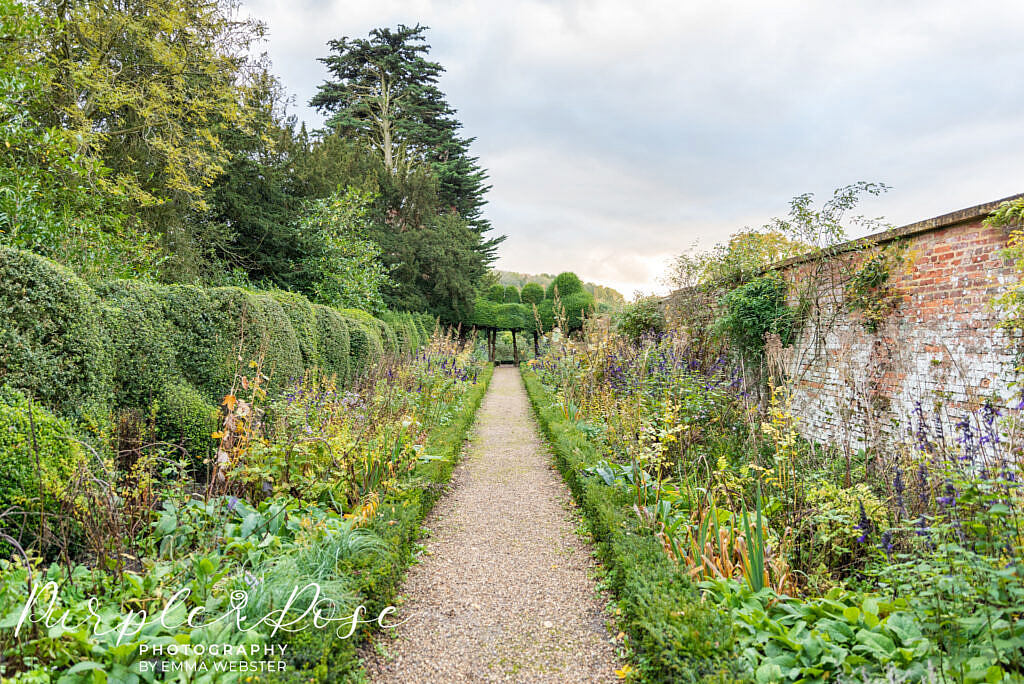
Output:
left=242, top=0, right=1024, bottom=297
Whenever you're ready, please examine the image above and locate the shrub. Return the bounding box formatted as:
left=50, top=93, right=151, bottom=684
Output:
left=341, top=312, right=384, bottom=377
left=154, top=382, right=219, bottom=463
left=313, top=304, right=352, bottom=383
left=0, top=247, right=113, bottom=425
left=545, top=271, right=584, bottom=299
left=485, top=283, right=506, bottom=303
left=272, top=291, right=322, bottom=370
left=161, top=284, right=234, bottom=403
left=520, top=282, right=545, bottom=305
left=209, top=288, right=303, bottom=390
left=0, top=387, right=85, bottom=519
left=616, top=298, right=667, bottom=343
left=716, top=275, right=795, bottom=359
left=96, top=280, right=178, bottom=410
left=504, top=285, right=520, bottom=303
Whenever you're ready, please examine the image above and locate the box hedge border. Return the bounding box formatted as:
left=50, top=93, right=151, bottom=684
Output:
left=520, top=368, right=740, bottom=683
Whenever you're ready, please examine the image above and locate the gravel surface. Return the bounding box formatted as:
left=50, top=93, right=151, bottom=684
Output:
left=363, top=367, right=621, bottom=682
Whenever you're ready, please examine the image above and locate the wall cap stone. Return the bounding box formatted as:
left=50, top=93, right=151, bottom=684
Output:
left=768, top=193, right=1024, bottom=272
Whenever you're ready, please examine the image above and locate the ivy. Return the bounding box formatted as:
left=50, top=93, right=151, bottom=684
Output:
left=845, top=243, right=906, bottom=334
left=715, top=276, right=795, bottom=360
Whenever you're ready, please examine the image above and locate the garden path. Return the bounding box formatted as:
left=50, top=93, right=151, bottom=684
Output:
left=363, top=366, right=620, bottom=682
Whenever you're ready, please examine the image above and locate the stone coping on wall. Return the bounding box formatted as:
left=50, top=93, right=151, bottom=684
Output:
left=663, top=193, right=1024, bottom=304
left=767, top=192, right=1024, bottom=272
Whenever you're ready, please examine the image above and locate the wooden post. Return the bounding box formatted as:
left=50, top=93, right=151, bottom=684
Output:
left=512, top=329, right=519, bottom=364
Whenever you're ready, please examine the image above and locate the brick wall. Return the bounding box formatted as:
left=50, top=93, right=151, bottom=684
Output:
left=671, top=194, right=1024, bottom=450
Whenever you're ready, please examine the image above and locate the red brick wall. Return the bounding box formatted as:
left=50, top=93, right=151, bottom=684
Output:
left=774, top=212, right=1018, bottom=449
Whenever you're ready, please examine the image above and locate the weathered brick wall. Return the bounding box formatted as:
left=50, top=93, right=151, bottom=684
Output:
left=771, top=197, right=1022, bottom=450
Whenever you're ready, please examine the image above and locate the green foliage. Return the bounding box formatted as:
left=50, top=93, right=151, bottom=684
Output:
left=27, top=0, right=268, bottom=280
left=498, top=270, right=623, bottom=308
left=313, top=304, right=352, bottom=383
left=486, top=283, right=507, bottom=302
left=520, top=282, right=545, bottom=305
left=845, top=244, right=905, bottom=333
left=617, top=298, right=667, bottom=343
left=0, top=0, right=159, bottom=279
left=0, top=247, right=113, bottom=425
left=546, top=271, right=585, bottom=299
left=521, top=370, right=735, bottom=681
left=716, top=276, right=795, bottom=359
left=154, top=382, right=219, bottom=463
left=301, top=187, right=392, bottom=313
left=273, top=291, right=322, bottom=370
left=340, top=310, right=385, bottom=376
left=97, top=280, right=178, bottom=409
left=987, top=198, right=1024, bottom=334
left=310, top=25, right=502, bottom=323
left=503, top=285, right=520, bottom=303
left=670, top=231, right=808, bottom=290
left=0, top=386, right=84, bottom=518
left=209, top=287, right=304, bottom=392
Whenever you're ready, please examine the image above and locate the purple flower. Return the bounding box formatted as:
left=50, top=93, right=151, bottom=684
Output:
left=894, top=468, right=906, bottom=517
left=856, top=501, right=873, bottom=543
left=879, top=530, right=894, bottom=560
left=227, top=496, right=239, bottom=512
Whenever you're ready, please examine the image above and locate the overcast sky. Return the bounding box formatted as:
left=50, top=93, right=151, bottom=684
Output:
left=242, top=0, right=1024, bottom=297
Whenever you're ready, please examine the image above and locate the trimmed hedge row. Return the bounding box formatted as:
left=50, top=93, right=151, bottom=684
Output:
left=0, top=246, right=435, bottom=466
left=468, top=273, right=595, bottom=332
left=520, top=369, right=738, bottom=683
left=260, top=363, right=494, bottom=683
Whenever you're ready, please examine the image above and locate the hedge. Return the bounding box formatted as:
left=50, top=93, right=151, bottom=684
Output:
left=0, top=247, right=113, bottom=428
left=0, top=387, right=85, bottom=532
left=468, top=273, right=595, bottom=333
left=0, top=248, right=435, bottom=470
left=259, top=363, right=495, bottom=682
left=313, top=304, right=352, bottom=384
left=520, top=369, right=737, bottom=683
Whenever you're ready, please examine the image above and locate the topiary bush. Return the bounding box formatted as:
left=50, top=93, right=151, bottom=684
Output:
left=485, top=283, right=507, bottom=303
left=154, top=382, right=219, bottom=463
left=341, top=311, right=385, bottom=378
left=520, top=282, right=545, bottom=306
left=0, top=386, right=85, bottom=520
left=716, top=275, right=795, bottom=359
left=272, top=291, right=321, bottom=370
left=313, top=304, right=352, bottom=383
left=504, top=285, right=521, bottom=303
left=209, top=288, right=303, bottom=389
left=616, top=297, right=667, bottom=344
left=161, top=284, right=234, bottom=403
left=0, top=247, right=113, bottom=426
left=545, top=271, right=584, bottom=299
left=96, top=280, right=178, bottom=410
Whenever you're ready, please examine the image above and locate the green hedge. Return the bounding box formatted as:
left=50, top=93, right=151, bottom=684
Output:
left=520, top=369, right=737, bottom=682
left=0, top=387, right=85, bottom=528
left=0, top=248, right=433, bottom=464
left=468, top=273, right=595, bottom=333
left=260, top=364, right=495, bottom=682
left=273, top=291, right=322, bottom=370
left=0, top=247, right=113, bottom=428
left=313, top=304, right=352, bottom=384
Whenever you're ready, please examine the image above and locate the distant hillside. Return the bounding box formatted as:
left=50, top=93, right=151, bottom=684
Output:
left=495, top=270, right=624, bottom=308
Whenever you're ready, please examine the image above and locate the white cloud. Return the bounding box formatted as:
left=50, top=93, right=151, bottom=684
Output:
left=242, top=0, right=1024, bottom=297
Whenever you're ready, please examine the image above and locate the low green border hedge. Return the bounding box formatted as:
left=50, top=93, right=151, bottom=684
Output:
left=520, top=368, right=739, bottom=683
left=261, top=363, right=494, bottom=683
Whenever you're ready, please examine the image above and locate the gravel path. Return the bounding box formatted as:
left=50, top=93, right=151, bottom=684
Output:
left=363, top=367, right=621, bottom=682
